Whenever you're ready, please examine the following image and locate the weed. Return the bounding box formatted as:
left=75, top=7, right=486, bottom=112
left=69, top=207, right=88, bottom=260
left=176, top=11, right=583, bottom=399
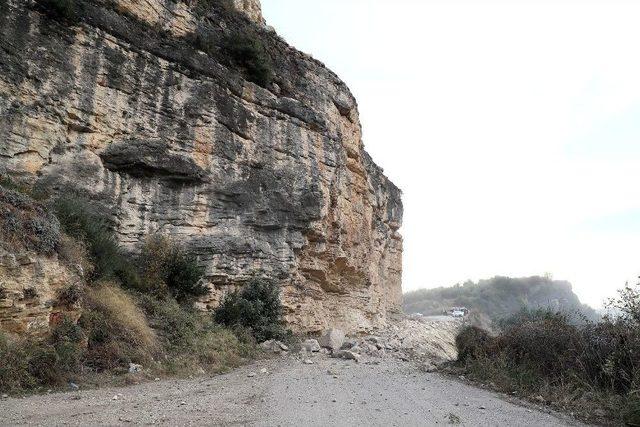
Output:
left=454, top=294, right=640, bottom=425
left=0, top=318, right=84, bottom=393
left=53, top=197, right=141, bottom=288
left=0, top=187, right=61, bottom=254
left=57, top=284, right=83, bottom=307
left=137, top=293, right=255, bottom=375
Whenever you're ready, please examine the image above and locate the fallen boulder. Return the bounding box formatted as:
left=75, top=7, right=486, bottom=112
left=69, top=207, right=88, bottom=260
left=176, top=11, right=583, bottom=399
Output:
left=319, top=328, right=345, bottom=351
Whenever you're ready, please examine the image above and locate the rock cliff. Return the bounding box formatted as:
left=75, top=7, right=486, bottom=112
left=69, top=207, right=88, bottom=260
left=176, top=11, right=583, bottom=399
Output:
left=0, top=0, right=402, bottom=333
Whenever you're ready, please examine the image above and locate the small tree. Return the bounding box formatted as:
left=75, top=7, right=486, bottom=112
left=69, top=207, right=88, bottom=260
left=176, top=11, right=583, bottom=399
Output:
left=214, top=280, right=288, bottom=342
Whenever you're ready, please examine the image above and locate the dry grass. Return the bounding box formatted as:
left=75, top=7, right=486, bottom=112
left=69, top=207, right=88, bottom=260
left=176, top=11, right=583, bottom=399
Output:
left=57, top=234, right=94, bottom=278
left=81, top=283, right=159, bottom=371
left=88, top=284, right=158, bottom=352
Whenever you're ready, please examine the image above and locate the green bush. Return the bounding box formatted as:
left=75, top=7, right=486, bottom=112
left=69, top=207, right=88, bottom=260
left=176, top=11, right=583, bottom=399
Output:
left=57, top=284, right=83, bottom=307
left=53, top=197, right=141, bottom=289
left=138, top=235, right=208, bottom=302
left=0, top=332, right=33, bottom=392
left=214, top=280, right=289, bottom=342
left=166, top=252, right=207, bottom=302
left=455, top=326, right=492, bottom=362
left=0, top=318, right=84, bottom=393
left=222, top=33, right=273, bottom=87
left=137, top=293, right=200, bottom=351
left=454, top=286, right=640, bottom=425
left=137, top=294, right=255, bottom=375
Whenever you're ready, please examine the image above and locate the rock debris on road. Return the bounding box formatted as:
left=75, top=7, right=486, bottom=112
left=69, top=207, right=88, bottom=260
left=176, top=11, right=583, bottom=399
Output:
left=1, top=356, right=583, bottom=426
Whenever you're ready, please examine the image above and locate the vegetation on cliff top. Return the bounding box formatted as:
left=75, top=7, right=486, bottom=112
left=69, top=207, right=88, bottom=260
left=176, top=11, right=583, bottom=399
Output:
left=220, top=32, right=274, bottom=87
left=404, top=275, right=598, bottom=321
left=451, top=283, right=640, bottom=426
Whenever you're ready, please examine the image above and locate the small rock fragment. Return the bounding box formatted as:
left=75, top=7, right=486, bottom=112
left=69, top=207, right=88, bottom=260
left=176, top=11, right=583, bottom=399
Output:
left=340, top=340, right=357, bottom=350
left=260, top=340, right=289, bottom=354
left=128, top=363, right=143, bottom=374
left=331, top=350, right=360, bottom=362
left=302, top=339, right=321, bottom=353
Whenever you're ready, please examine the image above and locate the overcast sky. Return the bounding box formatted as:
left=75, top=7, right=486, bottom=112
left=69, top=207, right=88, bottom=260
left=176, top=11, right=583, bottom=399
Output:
left=261, top=0, right=640, bottom=308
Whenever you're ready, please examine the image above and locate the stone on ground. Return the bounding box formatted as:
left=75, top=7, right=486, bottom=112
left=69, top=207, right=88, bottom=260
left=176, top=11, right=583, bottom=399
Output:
left=319, top=329, right=345, bottom=351
left=302, top=339, right=321, bottom=352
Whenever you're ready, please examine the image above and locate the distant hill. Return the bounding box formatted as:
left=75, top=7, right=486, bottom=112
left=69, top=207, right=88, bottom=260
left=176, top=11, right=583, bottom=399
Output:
left=403, top=276, right=599, bottom=321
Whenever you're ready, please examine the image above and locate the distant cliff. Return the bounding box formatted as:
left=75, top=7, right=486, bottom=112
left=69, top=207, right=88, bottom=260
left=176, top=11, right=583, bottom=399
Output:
left=0, top=0, right=402, bottom=333
left=404, top=276, right=598, bottom=321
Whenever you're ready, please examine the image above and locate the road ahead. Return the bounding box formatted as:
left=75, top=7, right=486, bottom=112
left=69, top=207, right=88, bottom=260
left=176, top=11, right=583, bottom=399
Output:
left=1, top=356, right=583, bottom=426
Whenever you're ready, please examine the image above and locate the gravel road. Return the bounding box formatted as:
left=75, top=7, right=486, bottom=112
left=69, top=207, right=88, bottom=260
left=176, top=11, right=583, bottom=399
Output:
left=0, top=355, right=584, bottom=427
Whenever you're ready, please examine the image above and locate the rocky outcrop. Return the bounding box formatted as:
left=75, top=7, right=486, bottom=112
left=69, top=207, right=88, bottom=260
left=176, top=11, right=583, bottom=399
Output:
left=0, top=248, right=82, bottom=335
left=0, top=187, right=83, bottom=335
left=232, top=0, right=265, bottom=25
left=0, top=0, right=402, bottom=333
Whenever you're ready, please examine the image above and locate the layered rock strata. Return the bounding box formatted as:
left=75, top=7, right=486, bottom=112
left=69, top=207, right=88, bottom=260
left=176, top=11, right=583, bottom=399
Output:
left=0, top=0, right=402, bottom=333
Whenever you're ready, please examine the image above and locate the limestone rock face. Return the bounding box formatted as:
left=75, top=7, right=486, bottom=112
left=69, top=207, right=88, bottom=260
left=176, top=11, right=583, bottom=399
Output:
left=0, top=0, right=402, bottom=333
left=231, top=0, right=265, bottom=25
left=0, top=249, right=82, bottom=335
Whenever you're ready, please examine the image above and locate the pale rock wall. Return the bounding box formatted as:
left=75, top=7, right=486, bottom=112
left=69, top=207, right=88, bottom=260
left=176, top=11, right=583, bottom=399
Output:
left=231, top=0, right=264, bottom=25
left=0, top=249, right=82, bottom=335
left=0, top=0, right=402, bottom=333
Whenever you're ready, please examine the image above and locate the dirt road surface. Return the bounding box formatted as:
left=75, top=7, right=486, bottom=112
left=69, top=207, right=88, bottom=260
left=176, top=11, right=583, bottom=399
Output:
left=1, top=356, right=583, bottom=426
